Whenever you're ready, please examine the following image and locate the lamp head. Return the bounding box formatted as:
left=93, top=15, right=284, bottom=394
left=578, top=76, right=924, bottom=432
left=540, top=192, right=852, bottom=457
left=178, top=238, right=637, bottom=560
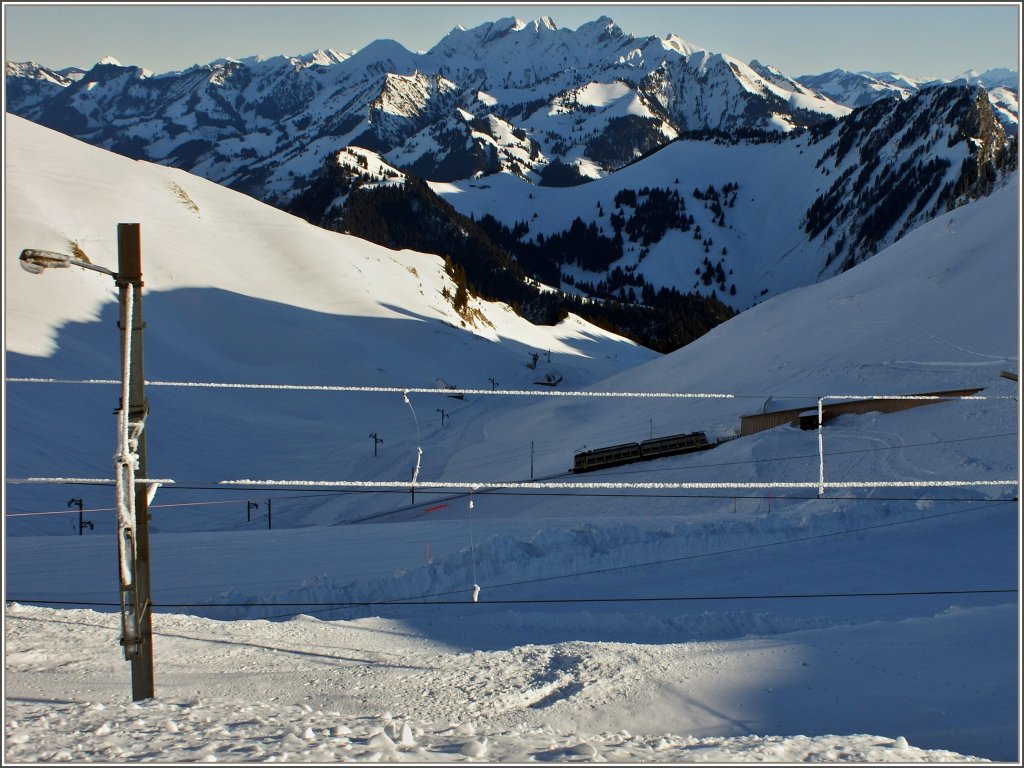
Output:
left=19, top=249, right=72, bottom=273
left=18, top=248, right=117, bottom=278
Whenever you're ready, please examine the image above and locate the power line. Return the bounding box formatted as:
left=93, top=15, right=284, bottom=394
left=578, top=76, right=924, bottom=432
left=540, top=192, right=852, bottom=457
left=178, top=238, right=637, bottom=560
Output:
left=5, top=497, right=259, bottom=518
left=10, top=500, right=1014, bottom=620
left=9, top=377, right=1017, bottom=406
left=6, top=483, right=1016, bottom=522
left=10, top=588, right=1016, bottom=611
left=431, top=499, right=1019, bottom=598
left=5, top=377, right=741, bottom=400
left=9, top=428, right=1016, bottom=492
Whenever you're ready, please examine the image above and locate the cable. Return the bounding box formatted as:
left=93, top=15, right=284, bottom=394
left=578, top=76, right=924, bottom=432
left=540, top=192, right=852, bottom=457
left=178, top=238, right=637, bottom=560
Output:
left=8, top=377, right=1017, bottom=405
left=6, top=485, right=1016, bottom=522
left=444, top=499, right=1019, bottom=597
left=10, top=588, right=1016, bottom=611
left=5, top=497, right=264, bottom=518
left=5, top=377, right=740, bottom=400
left=10, top=500, right=1014, bottom=619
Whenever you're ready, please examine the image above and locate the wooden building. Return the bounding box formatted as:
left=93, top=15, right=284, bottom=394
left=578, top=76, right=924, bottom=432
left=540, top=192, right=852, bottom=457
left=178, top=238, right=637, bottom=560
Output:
left=739, top=388, right=984, bottom=437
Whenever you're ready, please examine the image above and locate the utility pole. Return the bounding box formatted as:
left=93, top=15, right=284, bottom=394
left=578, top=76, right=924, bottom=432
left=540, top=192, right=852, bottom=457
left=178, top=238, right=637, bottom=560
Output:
left=437, top=408, right=449, bottom=426
left=489, top=377, right=498, bottom=391
left=117, top=223, right=154, bottom=702
left=68, top=497, right=92, bottom=535
left=18, top=224, right=153, bottom=702
left=530, top=441, right=534, bottom=480
left=267, top=498, right=272, bottom=530
left=247, top=501, right=259, bottom=522
left=369, top=432, right=383, bottom=456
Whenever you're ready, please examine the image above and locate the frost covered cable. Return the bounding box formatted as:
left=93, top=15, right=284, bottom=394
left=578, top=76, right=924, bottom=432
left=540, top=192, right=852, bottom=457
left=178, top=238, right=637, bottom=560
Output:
left=8, top=476, right=1016, bottom=491
left=403, top=390, right=423, bottom=486
left=7, top=477, right=176, bottom=485
left=818, top=398, right=826, bottom=497
left=217, top=479, right=1018, bottom=490
left=821, top=393, right=995, bottom=401
left=4, top=377, right=740, bottom=399
left=12, top=434, right=1016, bottom=493
left=468, top=494, right=479, bottom=601
left=8, top=378, right=1020, bottom=402
left=10, top=377, right=1021, bottom=412
left=113, top=286, right=137, bottom=588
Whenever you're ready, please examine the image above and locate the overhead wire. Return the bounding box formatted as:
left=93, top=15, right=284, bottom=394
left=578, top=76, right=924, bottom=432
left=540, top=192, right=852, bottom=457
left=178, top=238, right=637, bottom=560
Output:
left=8, top=499, right=1016, bottom=620
left=12, top=588, right=1017, bottom=612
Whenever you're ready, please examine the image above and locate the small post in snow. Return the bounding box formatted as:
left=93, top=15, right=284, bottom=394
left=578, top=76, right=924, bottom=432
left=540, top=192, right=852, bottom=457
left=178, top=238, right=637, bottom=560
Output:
left=69, top=497, right=92, bottom=535
left=267, top=498, right=272, bottom=530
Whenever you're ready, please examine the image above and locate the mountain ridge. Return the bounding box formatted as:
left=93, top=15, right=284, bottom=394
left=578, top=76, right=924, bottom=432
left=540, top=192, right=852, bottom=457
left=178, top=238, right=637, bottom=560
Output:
left=5, top=14, right=1018, bottom=352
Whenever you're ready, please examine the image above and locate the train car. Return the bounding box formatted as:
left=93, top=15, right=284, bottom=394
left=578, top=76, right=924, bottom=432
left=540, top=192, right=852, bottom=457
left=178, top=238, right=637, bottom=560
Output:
left=572, top=442, right=642, bottom=473
left=572, top=431, right=713, bottom=473
left=640, top=431, right=711, bottom=459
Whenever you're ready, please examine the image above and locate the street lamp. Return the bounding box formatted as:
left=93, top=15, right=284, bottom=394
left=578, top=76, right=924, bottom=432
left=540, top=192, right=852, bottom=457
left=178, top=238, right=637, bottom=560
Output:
left=19, top=248, right=118, bottom=277
left=19, top=224, right=155, bottom=701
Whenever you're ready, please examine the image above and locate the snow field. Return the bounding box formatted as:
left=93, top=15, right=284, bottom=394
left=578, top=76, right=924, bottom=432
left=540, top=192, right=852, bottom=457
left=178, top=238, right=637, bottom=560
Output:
left=4, top=115, right=1018, bottom=761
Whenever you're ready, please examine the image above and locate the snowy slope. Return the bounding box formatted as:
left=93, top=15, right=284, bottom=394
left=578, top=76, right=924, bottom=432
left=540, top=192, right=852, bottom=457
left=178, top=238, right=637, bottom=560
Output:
left=4, top=113, right=655, bottom=519
left=4, top=112, right=1020, bottom=760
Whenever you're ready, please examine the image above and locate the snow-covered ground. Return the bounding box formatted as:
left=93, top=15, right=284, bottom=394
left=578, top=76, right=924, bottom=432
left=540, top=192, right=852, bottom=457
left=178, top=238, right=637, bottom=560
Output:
left=4, top=115, right=1021, bottom=762
left=6, top=601, right=1014, bottom=763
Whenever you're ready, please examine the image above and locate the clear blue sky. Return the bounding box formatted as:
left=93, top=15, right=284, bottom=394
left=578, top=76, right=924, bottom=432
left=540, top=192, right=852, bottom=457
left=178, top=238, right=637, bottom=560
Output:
left=3, top=3, right=1020, bottom=81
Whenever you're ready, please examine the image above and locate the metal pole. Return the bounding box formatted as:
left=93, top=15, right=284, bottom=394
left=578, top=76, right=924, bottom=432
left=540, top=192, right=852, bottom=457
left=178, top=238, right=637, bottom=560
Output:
left=267, top=498, right=272, bottom=530
left=69, top=498, right=84, bottom=535
left=117, top=223, right=155, bottom=701
left=530, top=441, right=534, bottom=480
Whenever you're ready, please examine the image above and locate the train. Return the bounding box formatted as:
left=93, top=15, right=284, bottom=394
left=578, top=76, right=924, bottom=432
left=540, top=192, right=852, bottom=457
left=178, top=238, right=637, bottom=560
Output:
left=572, top=431, right=713, bottom=473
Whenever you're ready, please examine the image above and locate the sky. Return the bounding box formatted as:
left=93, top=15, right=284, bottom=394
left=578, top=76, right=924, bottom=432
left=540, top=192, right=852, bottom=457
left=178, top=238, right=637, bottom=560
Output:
left=2, top=2, right=1021, bottom=82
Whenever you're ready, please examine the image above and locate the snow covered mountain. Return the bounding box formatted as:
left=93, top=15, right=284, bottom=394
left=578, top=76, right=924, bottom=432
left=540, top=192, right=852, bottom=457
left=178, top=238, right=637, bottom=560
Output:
left=4, top=14, right=1018, bottom=348
left=798, top=67, right=1018, bottom=133
left=414, top=81, right=1015, bottom=314
left=5, top=15, right=851, bottom=202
